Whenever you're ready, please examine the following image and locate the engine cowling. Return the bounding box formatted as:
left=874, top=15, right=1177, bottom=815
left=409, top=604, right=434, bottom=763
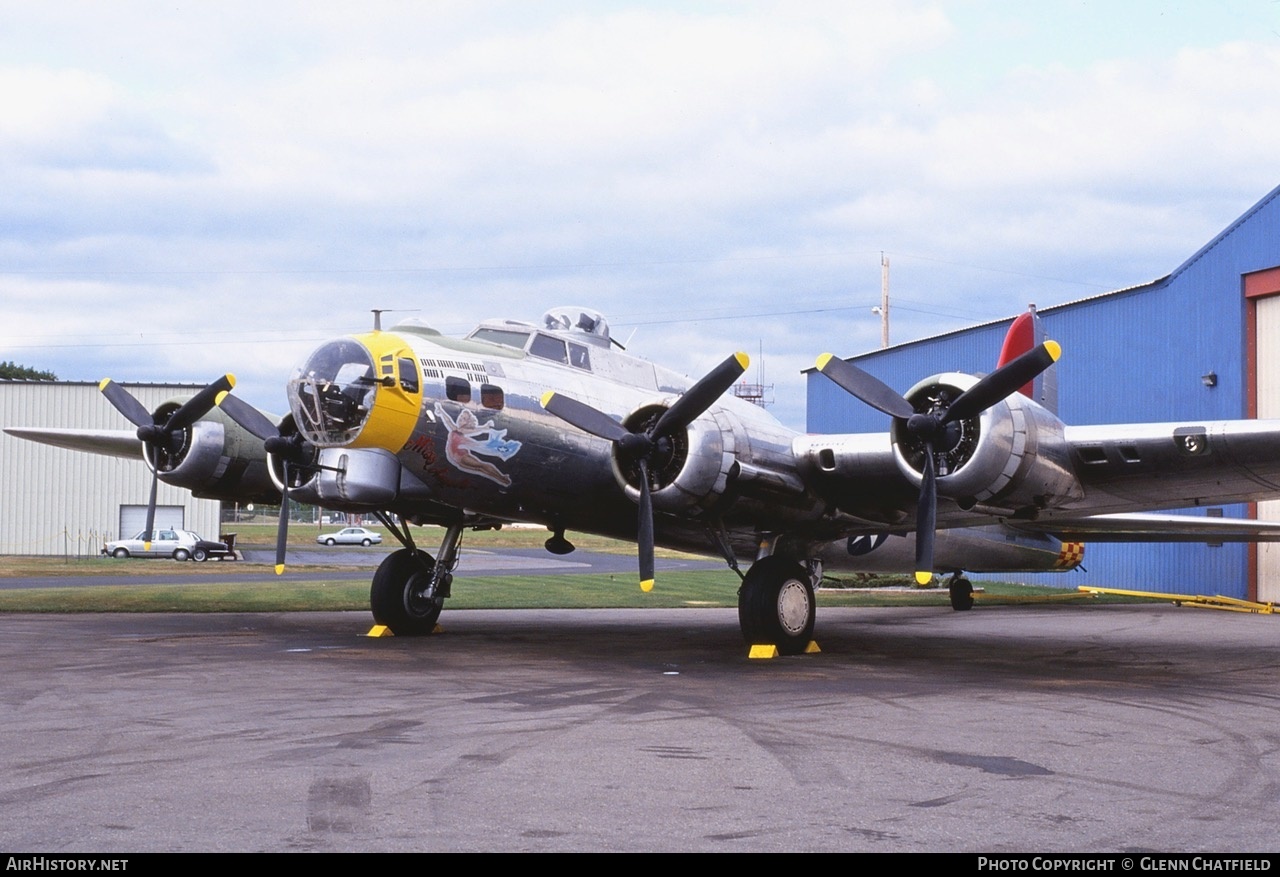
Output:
left=890, top=373, right=1083, bottom=515
left=147, top=401, right=278, bottom=503
left=611, top=403, right=736, bottom=514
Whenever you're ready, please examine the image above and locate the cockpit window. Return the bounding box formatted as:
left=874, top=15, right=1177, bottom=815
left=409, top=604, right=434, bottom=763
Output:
left=289, top=339, right=378, bottom=446
left=568, top=343, right=590, bottom=370
left=529, top=333, right=568, bottom=364
left=469, top=328, right=530, bottom=349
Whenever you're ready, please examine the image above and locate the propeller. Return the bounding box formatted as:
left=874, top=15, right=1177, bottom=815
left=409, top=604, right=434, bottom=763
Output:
left=542, top=352, right=749, bottom=591
left=816, top=341, right=1061, bottom=584
left=99, top=375, right=235, bottom=550
left=216, top=392, right=313, bottom=575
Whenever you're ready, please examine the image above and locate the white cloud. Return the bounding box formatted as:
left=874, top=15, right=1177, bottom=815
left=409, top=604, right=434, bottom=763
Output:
left=0, top=2, right=1278, bottom=432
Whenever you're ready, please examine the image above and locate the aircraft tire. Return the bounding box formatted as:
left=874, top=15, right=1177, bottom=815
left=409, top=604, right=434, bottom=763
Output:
left=370, top=548, right=443, bottom=636
left=738, top=556, right=815, bottom=656
left=949, top=577, right=974, bottom=611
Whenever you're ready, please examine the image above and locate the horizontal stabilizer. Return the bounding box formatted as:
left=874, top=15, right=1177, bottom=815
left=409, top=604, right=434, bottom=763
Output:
left=4, top=427, right=142, bottom=460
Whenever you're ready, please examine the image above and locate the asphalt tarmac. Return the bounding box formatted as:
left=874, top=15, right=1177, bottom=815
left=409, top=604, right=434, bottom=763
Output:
left=3, top=601, right=1280, bottom=852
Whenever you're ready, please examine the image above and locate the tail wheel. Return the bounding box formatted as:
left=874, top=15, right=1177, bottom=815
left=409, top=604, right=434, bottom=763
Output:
left=370, top=548, right=444, bottom=636
left=949, top=576, right=974, bottom=611
left=738, top=556, right=815, bottom=655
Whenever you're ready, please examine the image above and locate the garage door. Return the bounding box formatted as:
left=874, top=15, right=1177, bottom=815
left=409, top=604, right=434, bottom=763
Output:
left=1254, top=286, right=1280, bottom=601
left=118, top=505, right=185, bottom=540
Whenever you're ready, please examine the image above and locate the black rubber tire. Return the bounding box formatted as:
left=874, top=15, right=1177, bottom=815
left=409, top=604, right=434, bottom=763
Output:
left=192, top=547, right=209, bottom=562
left=738, top=556, right=816, bottom=655
left=112, top=547, right=129, bottom=559
left=361, top=538, right=372, bottom=546
left=325, top=538, right=336, bottom=546
left=173, top=548, right=190, bottom=562
left=949, top=576, right=974, bottom=611
left=370, top=548, right=444, bottom=636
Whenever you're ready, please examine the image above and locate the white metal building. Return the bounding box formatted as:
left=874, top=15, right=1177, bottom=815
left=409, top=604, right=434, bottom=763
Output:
left=0, top=381, right=222, bottom=557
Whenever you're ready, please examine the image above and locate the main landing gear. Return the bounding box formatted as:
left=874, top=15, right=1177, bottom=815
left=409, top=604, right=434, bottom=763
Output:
left=737, top=555, right=816, bottom=656
left=369, top=521, right=463, bottom=636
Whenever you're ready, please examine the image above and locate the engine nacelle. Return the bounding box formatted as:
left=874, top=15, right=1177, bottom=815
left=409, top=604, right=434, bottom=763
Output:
left=891, top=373, right=1083, bottom=514
left=611, top=404, right=736, bottom=515
left=148, top=403, right=277, bottom=503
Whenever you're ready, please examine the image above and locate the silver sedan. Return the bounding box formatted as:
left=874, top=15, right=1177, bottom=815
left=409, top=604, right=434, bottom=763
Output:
left=315, top=527, right=383, bottom=547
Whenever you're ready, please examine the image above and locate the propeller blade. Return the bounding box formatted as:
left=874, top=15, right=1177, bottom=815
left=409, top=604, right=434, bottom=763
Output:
left=164, top=374, right=235, bottom=431
left=143, top=467, right=159, bottom=551
left=914, top=446, right=937, bottom=585
left=540, top=391, right=631, bottom=444
left=637, top=459, right=654, bottom=592
left=815, top=354, right=915, bottom=420
left=98, top=379, right=153, bottom=428
left=945, top=341, right=1060, bottom=423
left=275, top=463, right=290, bottom=575
left=651, top=352, right=749, bottom=438
left=216, top=392, right=280, bottom=442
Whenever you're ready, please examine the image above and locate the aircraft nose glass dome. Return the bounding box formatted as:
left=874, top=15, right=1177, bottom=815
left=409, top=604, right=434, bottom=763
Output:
left=288, top=339, right=378, bottom=446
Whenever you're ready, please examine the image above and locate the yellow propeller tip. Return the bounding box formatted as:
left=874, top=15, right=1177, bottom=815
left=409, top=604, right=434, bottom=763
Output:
left=215, top=390, right=229, bottom=407
left=274, top=564, right=285, bottom=576
left=640, top=579, right=654, bottom=592
left=1045, top=340, right=1062, bottom=361
left=734, top=352, right=750, bottom=370
left=225, top=373, right=236, bottom=388
left=915, top=571, right=933, bottom=586
left=98, top=378, right=112, bottom=391
left=816, top=353, right=833, bottom=370
left=143, top=542, right=152, bottom=551
left=539, top=390, right=556, bottom=408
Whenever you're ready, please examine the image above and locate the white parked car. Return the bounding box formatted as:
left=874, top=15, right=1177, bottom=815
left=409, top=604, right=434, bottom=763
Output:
left=316, top=526, right=383, bottom=547
left=103, top=529, right=232, bottom=561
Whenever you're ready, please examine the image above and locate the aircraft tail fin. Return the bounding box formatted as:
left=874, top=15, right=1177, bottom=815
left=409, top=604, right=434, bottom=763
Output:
left=997, top=305, right=1058, bottom=414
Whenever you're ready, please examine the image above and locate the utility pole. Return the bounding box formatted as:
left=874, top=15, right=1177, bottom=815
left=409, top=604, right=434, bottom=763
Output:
left=876, top=252, right=890, bottom=348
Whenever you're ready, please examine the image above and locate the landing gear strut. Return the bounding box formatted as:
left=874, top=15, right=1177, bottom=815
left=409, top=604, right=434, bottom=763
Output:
left=737, top=555, right=816, bottom=656
left=369, top=522, right=464, bottom=635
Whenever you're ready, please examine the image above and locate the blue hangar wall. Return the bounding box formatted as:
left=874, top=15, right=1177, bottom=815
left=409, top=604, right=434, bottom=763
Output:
left=805, top=183, right=1280, bottom=599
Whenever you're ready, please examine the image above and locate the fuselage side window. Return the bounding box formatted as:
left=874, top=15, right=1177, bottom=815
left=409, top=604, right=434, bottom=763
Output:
left=480, top=384, right=505, bottom=410
left=568, top=343, right=591, bottom=370
left=530, top=333, right=568, bottom=364
left=445, top=376, right=472, bottom=403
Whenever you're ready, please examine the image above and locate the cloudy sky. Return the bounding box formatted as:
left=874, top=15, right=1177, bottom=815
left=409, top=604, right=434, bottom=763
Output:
left=3, top=1, right=1279, bottom=430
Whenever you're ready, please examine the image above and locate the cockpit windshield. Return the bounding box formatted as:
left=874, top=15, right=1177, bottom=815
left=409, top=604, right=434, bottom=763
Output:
left=289, top=339, right=378, bottom=446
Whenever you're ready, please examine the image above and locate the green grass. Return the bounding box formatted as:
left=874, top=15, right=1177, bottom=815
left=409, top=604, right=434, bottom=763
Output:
left=0, top=569, right=1111, bottom=615
left=2, top=520, right=1142, bottom=613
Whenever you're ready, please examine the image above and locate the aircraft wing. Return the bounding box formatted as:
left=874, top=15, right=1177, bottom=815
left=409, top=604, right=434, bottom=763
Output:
left=3, top=427, right=142, bottom=460
left=1010, top=512, right=1280, bottom=543
left=1047, top=420, right=1280, bottom=516
left=798, top=419, right=1280, bottom=533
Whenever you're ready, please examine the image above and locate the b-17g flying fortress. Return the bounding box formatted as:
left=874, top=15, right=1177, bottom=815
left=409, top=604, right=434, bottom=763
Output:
left=11, top=304, right=1280, bottom=654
